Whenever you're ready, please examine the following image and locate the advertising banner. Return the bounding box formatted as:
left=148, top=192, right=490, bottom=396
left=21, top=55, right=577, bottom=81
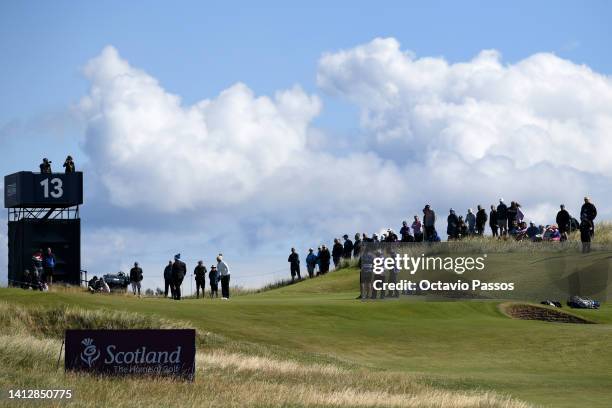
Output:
left=65, top=329, right=196, bottom=380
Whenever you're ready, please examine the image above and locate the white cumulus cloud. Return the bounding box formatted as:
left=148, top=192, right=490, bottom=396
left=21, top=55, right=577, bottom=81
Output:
left=317, top=37, right=612, bottom=221
left=79, top=46, right=322, bottom=212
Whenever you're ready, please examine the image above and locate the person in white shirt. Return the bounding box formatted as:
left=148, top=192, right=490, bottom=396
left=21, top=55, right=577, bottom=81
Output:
left=217, top=255, right=231, bottom=299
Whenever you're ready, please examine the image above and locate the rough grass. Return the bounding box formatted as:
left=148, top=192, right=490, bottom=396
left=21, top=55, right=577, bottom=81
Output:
left=0, top=303, right=532, bottom=408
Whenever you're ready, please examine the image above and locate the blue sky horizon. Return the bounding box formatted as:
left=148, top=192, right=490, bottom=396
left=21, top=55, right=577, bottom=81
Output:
left=2, top=1, right=612, bottom=291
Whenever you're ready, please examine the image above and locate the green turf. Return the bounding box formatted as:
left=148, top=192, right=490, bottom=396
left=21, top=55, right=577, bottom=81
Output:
left=2, top=266, right=612, bottom=407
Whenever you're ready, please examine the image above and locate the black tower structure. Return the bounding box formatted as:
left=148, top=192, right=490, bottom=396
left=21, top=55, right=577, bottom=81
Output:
left=4, top=171, right=83, bottom=285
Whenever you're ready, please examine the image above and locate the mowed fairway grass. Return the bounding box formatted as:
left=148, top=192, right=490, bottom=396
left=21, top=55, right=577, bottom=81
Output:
left=1, top=266, right=612, bottom=407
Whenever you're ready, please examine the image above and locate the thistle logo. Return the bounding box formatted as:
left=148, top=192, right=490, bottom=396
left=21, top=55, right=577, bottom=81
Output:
left=80, top=337, right=100, bottom=367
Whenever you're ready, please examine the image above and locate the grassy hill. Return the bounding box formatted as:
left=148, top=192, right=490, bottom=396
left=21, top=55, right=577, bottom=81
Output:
left=1, top=265, right=612, bottom=407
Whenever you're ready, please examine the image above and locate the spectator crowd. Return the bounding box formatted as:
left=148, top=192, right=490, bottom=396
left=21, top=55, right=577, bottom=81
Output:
left=285, top=197, right=599, bottom=282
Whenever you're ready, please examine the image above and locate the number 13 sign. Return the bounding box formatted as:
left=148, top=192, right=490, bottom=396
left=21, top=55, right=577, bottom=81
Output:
left=4, top=171, right=82, bottom=208
left=40, top=177, right=64, bottom=198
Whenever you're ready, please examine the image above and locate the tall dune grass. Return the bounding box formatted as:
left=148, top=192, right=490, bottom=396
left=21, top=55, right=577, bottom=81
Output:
left=0, top=303, right=532, bottom=407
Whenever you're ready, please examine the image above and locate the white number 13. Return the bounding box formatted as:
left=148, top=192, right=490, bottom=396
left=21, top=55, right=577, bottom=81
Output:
left=40, top=177, right=64, bottom=198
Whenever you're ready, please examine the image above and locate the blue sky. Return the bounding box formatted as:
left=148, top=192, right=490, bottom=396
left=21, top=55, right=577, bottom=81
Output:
left=1, top=1, right=612, bottom=289
left=2, top=1, right=611, bottom=130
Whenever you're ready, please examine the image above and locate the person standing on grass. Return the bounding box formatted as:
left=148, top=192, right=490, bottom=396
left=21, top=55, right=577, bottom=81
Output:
left=457, top=216, right=468, bottom=238
left=129, top=262, right=143, bottom=297
left=171, top=254, right=186, bottom=300
left=465, top=209, right=476, bottom=236
left=496, top=199, right=508, bottom=237
left=580, top=217, right=593, bottom=253
left=371, top=254, right=385, bottom=300
left=163, top=260, right=173, bottom=298
left=386, top=252, right=400, bottom=298
left=194, top=260, right=207, bottom=299
left=412, top=216, right=423, bottom=242
left=447, top=209, right=459, bottom=240
left=489, top=205, right=498, bottom=237
left=507, top=201, right=518, bottom=233
left=319, top=245, right=331, bottom=275
left=360, top=251, right=374, bottom=300
left=217, top=255, right=231, bottom=299
left=31, top=250, right=44, bottom=285
left=353, top=233, right=363, bottom=258
left=556, top=204, right=571, bottom=242
left=423, top=205, right=436, bottom=241
left=400, top=221, right=412, bottom=242
left=580, top=197, right=597, bottom=238
left=343, top=234, right=354, bottom=260
left=516, top=203, right=525, bottom=225
left=306, top=248, right=317, bottom=279
left=288, top=248, right=301, bottom=282
left=209, top=265, right=219, bottom=298
left=43, top=247, right=56, bottom=286
left=332, top=238, right=343, bottom=269
left=476, top=205, right=487, bottom=235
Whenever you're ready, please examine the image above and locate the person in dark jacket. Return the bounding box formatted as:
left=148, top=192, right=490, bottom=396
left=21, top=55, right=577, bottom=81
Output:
left=288, top=248, right=301, bottom=282
left=447, top=209, right=459, bottom=240
left=360, top=251, right=374, bottom=299
left=580, top=217, right=593, bottom=253
left=371, top=252, right=385, bottom=300
left=385, top=229, right=398, bottom=242
left=171, top=254, right=186, bottom=300
left=496, top=199, right=508, bottom=236
left=400, top=221, right=413, bottom=242
left=507, top=201, right=518, bottom=233
left=163, top=261, right=173, bottom=298
left=129, top=262, right=143, bottom=297
left=332, top=239, right=343, bottom=268
left=318, top=245, right=331, bottom=275
left=465, top=209, right=476, bottom=235
left=31, top=250, right=44, bottom=287
left=476, top=205, right=487, bottom=235
left=353, top=233, right=362, bottom=258
left=305, top=248, right=317, bottom=278
left=526, top=222, right=540, bottom=240
left=489, top=205, right=498, bottom=237
left=423, top=205, right=436, bottom=241
left=209, top=265, right=219, bottom=298
left=39, top=158, right=52, bottom=173
left=194, top=260, right=207, bottom=298
left=556, top=204, right=571, bottom=241
left=342, top=235, right=354, bottom=259
left=63, top=155, right=75, bottom=173
left=580, top=197, right=597, bottom=238
left=412, top=216, right=423, bottom=242
left=43, top=247, right=56, bottom=286
left=458, top=215, right=468, bottom=238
